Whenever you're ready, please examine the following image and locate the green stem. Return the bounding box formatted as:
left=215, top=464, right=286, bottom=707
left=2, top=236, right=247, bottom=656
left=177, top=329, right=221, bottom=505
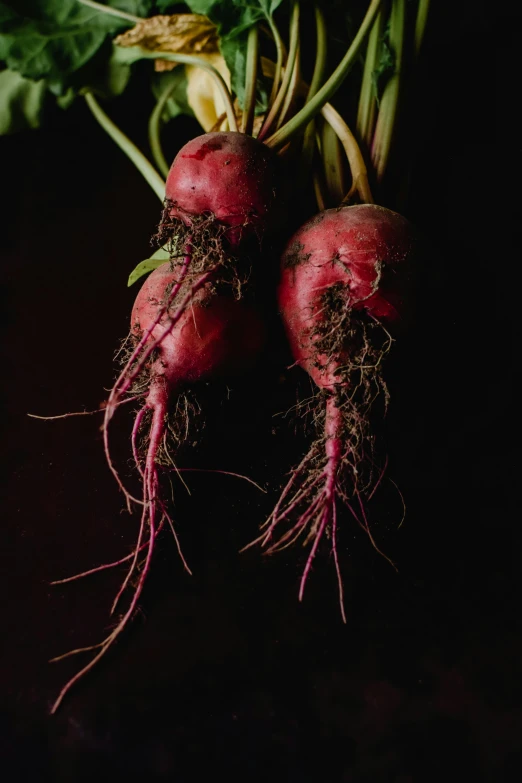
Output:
left=241, top=26, right=259, bottom=135
left=148, top=81, right=179, bottom=179
left=414, top=0, right=431, bottom=56
left=307, top=5, right=327, bottom=102
left=313, top=172, right=327, bottom=212
left=265, top=0, right=382, bottom=150
left=257, top=1, right=301, bottom=142
left=301, top=6, right=328, bottom=179
left=84, top=92, right=165, bottom=201
left=370, top=0, right=405, bottom=181
left=313, top=137, right=327, bottom=212
left=321, top=119, right=345, bottom=205
left=261, top=53, right=372, bottom=204
left=356, top=9, right=383, bottom=148
left=266, top=16, right=285, bottom=110
left=277, top=42, right=300, bottom=130
left=117, top=46, right=238, bottom=133
left=77, top=0, right=142, bottom=24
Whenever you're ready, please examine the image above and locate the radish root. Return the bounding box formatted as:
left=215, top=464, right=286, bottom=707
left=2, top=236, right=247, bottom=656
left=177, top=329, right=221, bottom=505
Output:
left=243, top=306, right=397, bottom=621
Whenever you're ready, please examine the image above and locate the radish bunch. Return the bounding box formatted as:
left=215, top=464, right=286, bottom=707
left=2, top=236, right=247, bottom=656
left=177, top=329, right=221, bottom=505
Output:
left=45, top=0, right=427, bottom=712
left=51, top=156, right=414, bottom=713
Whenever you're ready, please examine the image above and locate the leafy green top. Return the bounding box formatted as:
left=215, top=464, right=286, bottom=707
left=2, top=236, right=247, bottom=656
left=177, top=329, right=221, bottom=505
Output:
left=0, top=1, right=152, bottom=93
left=183, top=0, right=285, bottom=109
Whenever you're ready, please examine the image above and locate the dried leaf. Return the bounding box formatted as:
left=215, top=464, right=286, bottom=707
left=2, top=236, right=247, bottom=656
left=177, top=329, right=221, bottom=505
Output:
left=251, top=113, right=265, bottom=137
left=185, top=52, right=231, bottom=131
left=114, top=14, right=219, bottom=71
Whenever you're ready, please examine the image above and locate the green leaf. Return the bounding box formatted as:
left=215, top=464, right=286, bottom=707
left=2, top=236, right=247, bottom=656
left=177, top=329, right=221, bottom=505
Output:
left=155, top=0, right=178, bottom=10
left=52, top=40, right=134, bottom=101
left=219, top=33, right=267, bottom=112
left=182, top=1, right=215, bottom=16
left=127, top=246, right=170, bottom=286
left=185, top=1, right=285, bottom=35
left=150, top=66, right=192, bottom=123
left=103, top=41, right=133, bottom=95
left=219, top=33, right=246, bottom=105
left=185, top=0, right=285, bottom=108
left=0, top=68, right=47, bottom=134
left=186, top=0, right=286, bottom=37
left=0, top=1, right=153, bottom=95
left=56, top=86, right=75, bottom=109
left=371, top=26, right=396, bottom=107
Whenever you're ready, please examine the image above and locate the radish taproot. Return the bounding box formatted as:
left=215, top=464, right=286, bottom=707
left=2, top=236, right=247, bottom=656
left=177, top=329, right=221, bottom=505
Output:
left=50, top=259, right=264, bottom=713
left=244, top=204, right=414, bottom=621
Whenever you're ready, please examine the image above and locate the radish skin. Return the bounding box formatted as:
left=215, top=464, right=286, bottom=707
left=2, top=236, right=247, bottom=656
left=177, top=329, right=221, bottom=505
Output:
left=160, top=131, right=278, bottom=248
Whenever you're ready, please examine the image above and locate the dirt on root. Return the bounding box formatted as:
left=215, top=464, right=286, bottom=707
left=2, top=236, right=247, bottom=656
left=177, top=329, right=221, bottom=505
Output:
left=291, top=284, right=395, bottom=501
left=115, top=333, right=205, bottom=467
left=154, top=202, right=252, bottom=300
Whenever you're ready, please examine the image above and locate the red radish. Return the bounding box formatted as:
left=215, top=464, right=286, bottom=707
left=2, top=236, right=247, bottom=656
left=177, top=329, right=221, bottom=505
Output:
left=50, top=259, right=263, bottom=713
left=161, top=132, right=278, bottom=248
left=105, top=132, right=278, bottom=504
left=244, top=204, right=414, bottom=621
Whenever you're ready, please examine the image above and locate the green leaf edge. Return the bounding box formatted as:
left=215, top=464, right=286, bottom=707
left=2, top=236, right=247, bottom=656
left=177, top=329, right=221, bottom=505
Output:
left=127, top=247, right=169, bottom=286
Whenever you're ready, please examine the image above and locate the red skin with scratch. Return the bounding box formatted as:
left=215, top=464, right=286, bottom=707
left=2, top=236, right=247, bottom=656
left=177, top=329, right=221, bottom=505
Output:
left=269, top=205, right=413, bottom=619
left=133, top=262, right=263, bottom=391
left=279, top=205, right=411, bottom=388
left=166, top=132, right=278, bottom=246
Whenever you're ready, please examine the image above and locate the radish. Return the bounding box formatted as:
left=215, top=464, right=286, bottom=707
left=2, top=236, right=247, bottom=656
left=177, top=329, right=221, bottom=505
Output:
left=157, top=131, right=278, bottom=250
left=101, top=129, right=278, bottom=546
left=36, top=0, right=430, bottom=713
left=50, top=259, right=263, bottom=713
left=103, top=130, right=278, bottom=513
left=244, top=204, right=414, bottom=621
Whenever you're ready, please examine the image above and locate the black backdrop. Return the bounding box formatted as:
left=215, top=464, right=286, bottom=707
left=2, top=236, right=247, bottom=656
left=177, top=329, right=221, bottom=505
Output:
left=1, top=2, right=520, bottom=781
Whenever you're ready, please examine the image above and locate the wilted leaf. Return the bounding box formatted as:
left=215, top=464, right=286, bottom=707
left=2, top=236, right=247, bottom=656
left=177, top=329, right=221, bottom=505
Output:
left=114, top=14, right=219, bottom=72
left=185, top=51, right=231, bottom=131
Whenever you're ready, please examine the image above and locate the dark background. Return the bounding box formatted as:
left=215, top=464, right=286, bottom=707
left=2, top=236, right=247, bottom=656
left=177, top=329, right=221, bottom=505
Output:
left=1, top=2, right=520, bottom=781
